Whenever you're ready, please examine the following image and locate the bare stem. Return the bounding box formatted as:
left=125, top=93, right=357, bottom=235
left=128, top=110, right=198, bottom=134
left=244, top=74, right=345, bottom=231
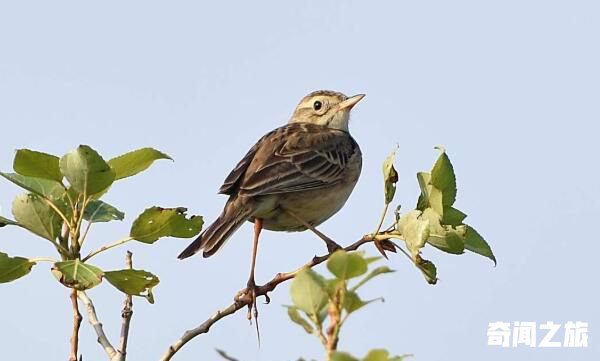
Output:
left=69, top=288, right=83, bottom=361
left=82, top=237, right=134, bottom=262
left=159, top=234, right=376, bottom=361
left=118, top=251, right=134, bottom=360
left=373, top=202, right=390, bottom=236
left=78, top=291, right=118, bottom=360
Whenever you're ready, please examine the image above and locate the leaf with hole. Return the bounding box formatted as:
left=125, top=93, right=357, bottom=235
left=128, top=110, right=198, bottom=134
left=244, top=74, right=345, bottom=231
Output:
left=0, top=252, right=35, bottom=283
left=13, top=149, right=62, bottom=182
left=52, top=259, right=103, bottom=290
left=104, top=269, right=160, bottom=303
left=12, top=193, right=64, bottom=241
left=108, top=147, right=172, bottom=181
left=84, top=200, right=125, bottom=223
left=130, top=207, right=203, bottom=243
left=327, top=250, right=368, bottom=280
left=59, top=145, right=115, bottom=196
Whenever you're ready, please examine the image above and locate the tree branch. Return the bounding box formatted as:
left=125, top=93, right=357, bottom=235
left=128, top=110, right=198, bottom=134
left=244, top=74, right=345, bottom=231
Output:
left=117, top=251, right=134, bottom=360
left=69, top=288, right=83, bottom=361
left=78, top=291, right=118, bottom=360
left=159, top=234, right=375, bottom=361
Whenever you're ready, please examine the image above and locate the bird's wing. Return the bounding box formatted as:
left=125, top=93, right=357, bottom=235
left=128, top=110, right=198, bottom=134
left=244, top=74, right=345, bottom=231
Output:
left=234, top=123, right=360, bottom=197
left=218, top=129, right=277, bottom=195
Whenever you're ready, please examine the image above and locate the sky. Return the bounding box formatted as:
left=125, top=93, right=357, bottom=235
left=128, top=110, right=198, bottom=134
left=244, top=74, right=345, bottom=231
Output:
left=0, top=1, right=598, bottom=360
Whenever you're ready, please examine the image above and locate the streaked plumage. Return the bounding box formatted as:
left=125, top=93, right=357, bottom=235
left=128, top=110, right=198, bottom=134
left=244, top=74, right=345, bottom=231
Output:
left=178, top=90, right=364, bottom=259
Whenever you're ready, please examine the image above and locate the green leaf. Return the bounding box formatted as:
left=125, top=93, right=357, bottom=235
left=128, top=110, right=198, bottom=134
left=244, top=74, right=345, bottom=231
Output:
left=415, top=256, right=438, bottom=285
left=130, top=207, right=203, bottom=243
left=0, top=172, right=65, bottom=200
left=104, top=269, right=160, bottom=303
left=343, top=290, right=382, bottom=314
left=382, top=150, right=398, bottom=204
left=0, top=215, right=19, bottom=228
left=351, top=266, right=395, bottom=291
left=396, top=210, right=429, bottom=258
left=0, top=252, right=35, bottom=283
left=60, top=145, right=115, bottom=196
left=420, top=208, right=465, bottom=255
left=327, top=250, right=368, bottom=280
left=12, top=193, right=63, bottom=241
left=464, top=225, right=496, bottom=264
left=441, top=207, right=467, bottom=226
left=52, top=259, right=103, bottom=291
left=52, top=260, right=103, bottom=290
left=108, top=147, right=172, bottom=181
left=84, top=200, right=125, bottom=223
left=430, top=147, right=457, bottom=207
left=416, top=172, right=431, bottom=210
left=285, top=306, right=314, bottom=334
left=290, top=267, right=328, bottom=316
left=363, top=349, right=390, bottom=361
left=330, top=352, right=360, bottom=361
left=13, top=149, right=62, bottom=182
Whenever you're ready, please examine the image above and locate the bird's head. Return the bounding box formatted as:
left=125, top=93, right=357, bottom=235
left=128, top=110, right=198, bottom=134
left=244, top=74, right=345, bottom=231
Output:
left=289, top=90, right=365, bottom=132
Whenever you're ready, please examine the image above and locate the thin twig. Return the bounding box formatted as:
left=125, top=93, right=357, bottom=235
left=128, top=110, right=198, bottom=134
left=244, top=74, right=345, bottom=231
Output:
left=216, top=349, right=240, bottom=361
left=159, top=235, right=375, bottom=361
left=82, top=237, right=134, bottom=262
left=118, top=251, right=134, bottom=360
left=69, top=288, right=83, bottom=361
left=78, top=291, right=118, bottom=360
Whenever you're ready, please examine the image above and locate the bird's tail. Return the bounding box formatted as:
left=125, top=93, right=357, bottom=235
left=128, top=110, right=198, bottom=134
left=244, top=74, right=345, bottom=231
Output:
left=178, top=197, right=253, bottom=259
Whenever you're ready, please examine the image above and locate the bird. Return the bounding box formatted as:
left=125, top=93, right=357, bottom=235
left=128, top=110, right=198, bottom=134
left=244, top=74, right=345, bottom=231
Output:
left=178, top=90, right=364, bottom=320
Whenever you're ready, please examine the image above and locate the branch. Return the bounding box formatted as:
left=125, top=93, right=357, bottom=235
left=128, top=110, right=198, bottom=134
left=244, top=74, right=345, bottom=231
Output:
left=159, top=235, right=375, bottom=361
left=78, top=291, right=118, bottom=360
left=69, top=289, right=83, bottom=361
left=117, top=251, right=134, bottom=360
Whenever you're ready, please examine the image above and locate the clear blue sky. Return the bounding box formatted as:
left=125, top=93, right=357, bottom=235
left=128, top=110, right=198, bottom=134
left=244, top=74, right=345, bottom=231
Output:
left=1, top=1, right=598, bottom=360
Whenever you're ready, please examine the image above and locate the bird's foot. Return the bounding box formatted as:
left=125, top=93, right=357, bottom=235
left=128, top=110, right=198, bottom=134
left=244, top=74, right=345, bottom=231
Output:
left=245, top=278, right=261, bottom=344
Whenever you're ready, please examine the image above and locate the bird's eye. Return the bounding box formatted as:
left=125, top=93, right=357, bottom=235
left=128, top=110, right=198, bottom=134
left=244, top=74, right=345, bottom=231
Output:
left=313, top=100, right=322, bottom=111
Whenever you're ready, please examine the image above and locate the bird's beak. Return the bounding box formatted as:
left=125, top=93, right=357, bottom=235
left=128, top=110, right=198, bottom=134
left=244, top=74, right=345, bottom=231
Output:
left=338, top=94, right=366, bottom=110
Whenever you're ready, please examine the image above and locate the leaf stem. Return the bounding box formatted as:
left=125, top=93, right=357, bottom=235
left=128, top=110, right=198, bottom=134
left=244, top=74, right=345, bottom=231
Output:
left=82, top=237, right=134, bottom=262
left=44, top=198, right=72, bottom=231
left=372, top=203, right=390, bottom=236
left=28, top=257, right=56, bottom=263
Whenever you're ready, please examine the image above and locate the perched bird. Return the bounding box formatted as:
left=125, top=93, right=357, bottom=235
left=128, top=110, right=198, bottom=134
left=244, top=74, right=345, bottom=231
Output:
left=178, top=90, right=364, bottom=315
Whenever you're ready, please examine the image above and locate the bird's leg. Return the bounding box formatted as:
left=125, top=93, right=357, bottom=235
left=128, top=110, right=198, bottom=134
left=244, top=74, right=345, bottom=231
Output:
left=246, top=218, right=262, bottom=340
left=283, top=208, right=342, bottom=253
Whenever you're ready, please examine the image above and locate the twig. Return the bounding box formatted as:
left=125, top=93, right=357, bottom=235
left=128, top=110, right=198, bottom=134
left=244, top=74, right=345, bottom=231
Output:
left=159, top=234, right=375, bottom=361
left=216, top=349, right=240, bottom=361
left=82, top=237, right=134, bottom=262
left=69, top=289, right=83, bottom=361
left=118, top=251, right=134, bottom=360
left=78, top=291, right=118, bottom=360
